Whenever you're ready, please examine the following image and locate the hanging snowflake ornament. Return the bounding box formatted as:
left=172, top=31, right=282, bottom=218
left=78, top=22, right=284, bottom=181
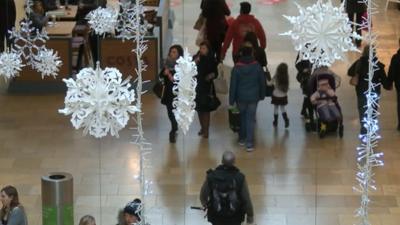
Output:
left=282, top=0, right=361, bottom=67
left=0, top=49, right=24, bottom=80
left=33, top=49, right=62, bottom=79
left=172, top=48, right=198, bottom=135
left=86, top=6, right=118, bottom=36
left=59, top=62, right=139, bottom=138
left=8, top=9, right=62, bottom=78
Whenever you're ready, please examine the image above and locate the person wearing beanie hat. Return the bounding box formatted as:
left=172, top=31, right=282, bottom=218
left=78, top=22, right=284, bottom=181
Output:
left=122, top=199, right=141, bottom=225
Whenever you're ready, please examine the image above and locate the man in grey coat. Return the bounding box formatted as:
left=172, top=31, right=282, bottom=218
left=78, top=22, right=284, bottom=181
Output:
left=200, top=151, right=254, bottom=225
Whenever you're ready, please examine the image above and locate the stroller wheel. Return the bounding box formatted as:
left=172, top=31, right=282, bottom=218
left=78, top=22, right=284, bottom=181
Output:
left=339, top=124, right=344, bottom=138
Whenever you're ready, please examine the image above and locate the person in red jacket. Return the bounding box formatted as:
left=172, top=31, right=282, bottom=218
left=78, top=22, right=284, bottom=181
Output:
left=220, top=1, right=266, bottom=63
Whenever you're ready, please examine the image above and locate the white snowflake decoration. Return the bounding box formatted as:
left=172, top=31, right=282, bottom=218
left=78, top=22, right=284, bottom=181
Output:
left=59, top=62, right=139, bottom=138
left=282, top=0, right=361, bottom=67
left=0, top=50, right=24, bottom=80
left=8, top=15, right=61, bottom=78
left=33, top=49, right=62, bottom=79
left=86, top=7, right=118, bottom=35
left=172, top=49, right=198, bottom=135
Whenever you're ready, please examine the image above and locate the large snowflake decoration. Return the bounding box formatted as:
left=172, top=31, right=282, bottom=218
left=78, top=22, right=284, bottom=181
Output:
left=282, top=0, right=361, bottom=67
left=8, top=16, right=61, bottom=78
left=86, top=7, right=118, bottom=35
left=172, top=49, right=198, bottom=135
left=0, top=50, right=24, bottom=80
left=33, top=49, right=62, bottom=79
left=59, top=62, right=139, bottom=138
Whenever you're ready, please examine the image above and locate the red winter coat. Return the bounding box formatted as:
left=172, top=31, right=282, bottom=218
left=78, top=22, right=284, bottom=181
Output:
left=221, top=14, right=266, bottom=57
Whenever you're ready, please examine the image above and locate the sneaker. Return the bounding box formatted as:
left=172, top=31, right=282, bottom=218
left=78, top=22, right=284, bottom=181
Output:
left=238, top=140, right=245, bottom=146
left=246, top=146, right=254, bottom=152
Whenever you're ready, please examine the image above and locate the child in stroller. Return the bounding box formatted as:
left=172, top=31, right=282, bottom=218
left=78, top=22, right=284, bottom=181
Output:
left=309, top=70, right=344, bottom=138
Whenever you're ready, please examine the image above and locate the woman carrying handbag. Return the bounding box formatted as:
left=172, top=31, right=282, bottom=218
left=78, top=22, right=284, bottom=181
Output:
left=194, top=42, right=220, bottom=138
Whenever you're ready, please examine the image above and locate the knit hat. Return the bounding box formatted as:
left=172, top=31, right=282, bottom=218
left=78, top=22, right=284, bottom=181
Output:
left=123, top=199, right=142, bottom=221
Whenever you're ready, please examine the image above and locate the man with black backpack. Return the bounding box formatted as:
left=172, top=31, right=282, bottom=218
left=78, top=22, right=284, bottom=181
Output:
left=200, top=151, right=254, bottom=225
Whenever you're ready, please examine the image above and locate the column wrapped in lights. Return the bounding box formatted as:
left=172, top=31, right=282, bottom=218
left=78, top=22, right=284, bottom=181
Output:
left=353, top=1, right=384, bottom=225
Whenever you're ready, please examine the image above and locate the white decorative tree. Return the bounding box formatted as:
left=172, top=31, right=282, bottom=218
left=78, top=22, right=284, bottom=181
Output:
left=172, top=49, right=198, bottom=135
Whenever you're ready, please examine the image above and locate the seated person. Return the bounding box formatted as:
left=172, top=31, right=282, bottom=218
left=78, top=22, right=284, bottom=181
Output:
left=117, top=199, right=142, bottom=225
left=41, top=0, right=58, bottom=11
left=30, top=1, right=49, bottom=31
left=310, top=78, right=341, bottom=123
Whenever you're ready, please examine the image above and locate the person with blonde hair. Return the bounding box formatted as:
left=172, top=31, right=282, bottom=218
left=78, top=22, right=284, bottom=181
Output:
left=78, top=215, right=96, bottom=225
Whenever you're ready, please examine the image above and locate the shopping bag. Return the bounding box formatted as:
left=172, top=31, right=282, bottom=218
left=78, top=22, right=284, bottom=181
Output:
left=193, top=14, right=205, bottom=30
left=195, top=24, right=206, bottom=46
left=213, top=63, right=229, bottom=94
left=228, top=107, right=240, bottom=132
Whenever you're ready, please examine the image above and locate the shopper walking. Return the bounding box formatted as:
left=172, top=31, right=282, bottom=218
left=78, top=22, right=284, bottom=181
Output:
left=0, top=186, right=28, bottom=225
left=387, top=38, right=400, bottom=131
left=200, top=0, right=231, bottom=62
left=221, top=1, right=266, bottom=63
left=0, top=0, right=16, bottom=52
left=194, top=42, right=219, bottom=138
left=271, top=63, right=290, bottom=128
left=229, top=46, right=266, bottom=151
left=348, top=45, right=388, bottom=134
left=344, top=0, right=366, bottom=47
left=243, top=32, right=267, bottom=69
left=160, top=45, right=184, bottom=143
left=200, top=151, right=254, bottom=225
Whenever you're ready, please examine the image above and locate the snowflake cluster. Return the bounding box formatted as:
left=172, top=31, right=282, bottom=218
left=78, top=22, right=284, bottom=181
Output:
left=86, top=6, right=118, bottom=35
left=59, top=63, right=139, bottom=138
left=116, top=1, right=149, bottom=42
left=172, top=49, right=198, bottom=135
left=282, top=0, right=361, bottom=67
left=0, top=50, right=24, bottom=80
left=7, top=18, right=62, bottom=79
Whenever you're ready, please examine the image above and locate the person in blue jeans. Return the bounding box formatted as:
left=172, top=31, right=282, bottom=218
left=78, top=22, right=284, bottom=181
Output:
left=229, top=46, right=266, bottom=151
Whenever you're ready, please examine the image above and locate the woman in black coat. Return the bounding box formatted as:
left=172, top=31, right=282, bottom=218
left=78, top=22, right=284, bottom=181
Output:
left=200, top=0, right=230, bottom=62
left=194, top=42, right=218, bottom=138
left=344, top=0, right=366, bottom=47
left=348, top=45, right=388, bottom=134
left=0, top=0, right=16, bottom=52
left=160, top=45, right=184, bottom=143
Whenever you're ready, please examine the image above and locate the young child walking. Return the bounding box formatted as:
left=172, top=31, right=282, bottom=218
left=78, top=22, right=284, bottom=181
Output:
left=271, top=63, right=290, bottom=128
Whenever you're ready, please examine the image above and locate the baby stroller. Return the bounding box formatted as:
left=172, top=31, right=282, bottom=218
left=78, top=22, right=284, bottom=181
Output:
left=308, top=72, right=344, bottom=138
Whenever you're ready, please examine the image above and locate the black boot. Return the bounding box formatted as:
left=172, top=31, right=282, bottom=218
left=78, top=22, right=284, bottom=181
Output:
left=273, top=114, right=278, bottom=127
left=169, top=130, right=177, bottom=143
left=282, top=112, right=289, bottom=128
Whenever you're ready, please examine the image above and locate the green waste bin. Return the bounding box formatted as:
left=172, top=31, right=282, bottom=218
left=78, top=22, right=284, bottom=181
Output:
left=41, top=172, right=74, bottom=225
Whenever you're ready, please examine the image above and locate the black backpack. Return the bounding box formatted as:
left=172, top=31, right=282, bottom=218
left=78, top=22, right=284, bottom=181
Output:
left=207, top=169, right=243, bottom=218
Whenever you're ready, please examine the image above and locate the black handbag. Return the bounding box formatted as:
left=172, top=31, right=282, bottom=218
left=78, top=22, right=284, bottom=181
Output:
left=207, top=84, right=221, bottom=111
left=153, top=80, right=165, bottom=99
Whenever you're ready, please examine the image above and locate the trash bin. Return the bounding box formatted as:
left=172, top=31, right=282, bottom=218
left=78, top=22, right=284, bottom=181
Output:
left=41, top=172, right=74, bottom=225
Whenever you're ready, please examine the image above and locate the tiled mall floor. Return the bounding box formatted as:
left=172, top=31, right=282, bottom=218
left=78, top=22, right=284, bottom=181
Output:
left=1, top=0, right=400, bottom=224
